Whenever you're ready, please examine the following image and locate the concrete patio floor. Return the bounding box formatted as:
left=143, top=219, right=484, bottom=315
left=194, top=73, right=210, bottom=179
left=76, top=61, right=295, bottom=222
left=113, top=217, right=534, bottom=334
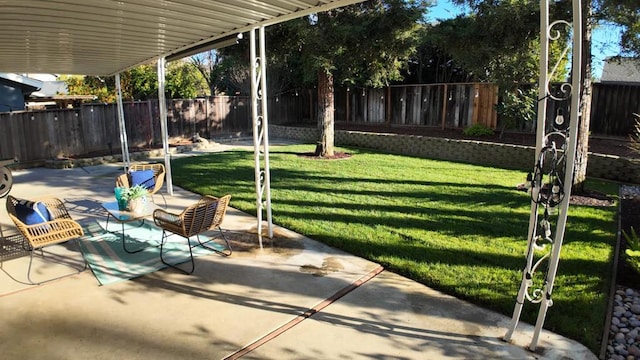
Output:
left=0, top=142, right=597, bottom=359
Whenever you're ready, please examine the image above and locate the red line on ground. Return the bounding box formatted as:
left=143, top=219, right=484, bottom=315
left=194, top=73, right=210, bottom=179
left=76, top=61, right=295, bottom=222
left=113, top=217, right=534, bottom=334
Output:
left=224, top=264, right=385, bottom=360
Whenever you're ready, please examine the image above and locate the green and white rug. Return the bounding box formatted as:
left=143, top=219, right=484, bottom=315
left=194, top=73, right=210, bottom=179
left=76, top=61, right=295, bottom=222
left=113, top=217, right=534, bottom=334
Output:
left=78, top=220, right=221, bottom=285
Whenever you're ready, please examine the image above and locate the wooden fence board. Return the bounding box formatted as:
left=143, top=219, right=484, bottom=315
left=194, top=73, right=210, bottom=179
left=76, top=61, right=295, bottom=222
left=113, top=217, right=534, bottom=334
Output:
left=591, top=83, right=640, bottom=136
left=405, top=85, right=421, bottom=125
left=422, top=85, right=443, bottom=126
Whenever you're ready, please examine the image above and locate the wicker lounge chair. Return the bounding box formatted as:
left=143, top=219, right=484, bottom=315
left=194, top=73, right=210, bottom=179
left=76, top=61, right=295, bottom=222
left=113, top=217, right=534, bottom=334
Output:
left=116, top=163, right=167, bottom=208
left=153, top=195, right=232, bottom=274
left=5, top=195, right=86, bottom=284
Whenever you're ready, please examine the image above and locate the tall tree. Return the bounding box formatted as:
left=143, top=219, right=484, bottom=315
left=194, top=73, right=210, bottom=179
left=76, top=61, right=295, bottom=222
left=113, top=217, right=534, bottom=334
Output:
left=573, top=0, right=594, bottom=193
left=599, top=0, right=640, bottom=55
left=425, top=1, right=569, bottom=136
left=430, top=1, right=543, bottom=89
left=574, top=0, right=638, bottom=191
left=191, top=50, right=231, bottom=95
left=269, top=0, right=429, bottom=156
left=446, top=0, right=595, bottom=192
left=165, top=61, right=208, bottom=99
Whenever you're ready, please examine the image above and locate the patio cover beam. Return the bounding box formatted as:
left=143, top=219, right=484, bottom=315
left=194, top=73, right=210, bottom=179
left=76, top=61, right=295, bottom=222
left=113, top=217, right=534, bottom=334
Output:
left=0, top=0, right=367, bottom=76
left=115, top=73, right=131, bottom=172
left=157, top=57, right=174, bottom=196
left=250, top=26, right=274, bottom=246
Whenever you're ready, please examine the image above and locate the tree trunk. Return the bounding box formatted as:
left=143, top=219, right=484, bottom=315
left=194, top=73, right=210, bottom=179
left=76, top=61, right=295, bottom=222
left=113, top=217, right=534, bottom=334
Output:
left=315, top=69, right=335, bottom=157
left=572, top=2, right=593, bottom=194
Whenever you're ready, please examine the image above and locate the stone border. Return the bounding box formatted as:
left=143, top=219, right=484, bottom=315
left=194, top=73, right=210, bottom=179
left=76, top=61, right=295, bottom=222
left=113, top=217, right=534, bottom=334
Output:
left=43, top=145, right=194, bottom=169
left=269, top=124, right=640, bottom=184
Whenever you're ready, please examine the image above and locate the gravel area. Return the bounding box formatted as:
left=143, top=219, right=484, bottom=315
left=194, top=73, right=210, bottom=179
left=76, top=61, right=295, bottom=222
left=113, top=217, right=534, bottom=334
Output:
left=606, top=287, right=640, bottom=360
left=607, top=185, right=640, bottom=360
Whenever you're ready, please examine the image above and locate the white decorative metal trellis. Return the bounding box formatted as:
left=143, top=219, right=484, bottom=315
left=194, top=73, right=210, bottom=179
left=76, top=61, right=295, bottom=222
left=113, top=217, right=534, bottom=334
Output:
left=250, top=26, right=274, bottom=248
left=504, top=0, right=582, bottom=351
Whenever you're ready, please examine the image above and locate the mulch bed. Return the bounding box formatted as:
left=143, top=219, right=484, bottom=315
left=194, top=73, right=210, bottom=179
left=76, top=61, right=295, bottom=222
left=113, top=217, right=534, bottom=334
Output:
left=296, top=151, right=352, bottom=160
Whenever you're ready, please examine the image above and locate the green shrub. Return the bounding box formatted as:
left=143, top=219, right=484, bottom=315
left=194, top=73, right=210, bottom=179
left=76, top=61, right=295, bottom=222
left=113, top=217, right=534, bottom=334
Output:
left=495, top=87, right=537, bottom=132
left=463, top=124, right=494, bottom=137
left=623, top=227, right=640, bottom=273
left=120, top=184, right=148, bottom=201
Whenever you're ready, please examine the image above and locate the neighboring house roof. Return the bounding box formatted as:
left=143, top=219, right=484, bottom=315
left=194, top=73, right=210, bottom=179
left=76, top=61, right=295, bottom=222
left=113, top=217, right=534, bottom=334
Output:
left=0, top=73, right=42, bottom=93
left=0, top=73, right=93, bottom=109
left=0, top=73, right=69, bottom=97
left=30, top=80, right=68, bottom=98
left=601, top=57, right=640, bottom=84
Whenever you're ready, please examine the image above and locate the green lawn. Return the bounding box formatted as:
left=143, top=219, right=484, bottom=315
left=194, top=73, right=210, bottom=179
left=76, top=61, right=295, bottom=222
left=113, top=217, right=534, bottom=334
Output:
left=171, top=144, right=617, bottom=353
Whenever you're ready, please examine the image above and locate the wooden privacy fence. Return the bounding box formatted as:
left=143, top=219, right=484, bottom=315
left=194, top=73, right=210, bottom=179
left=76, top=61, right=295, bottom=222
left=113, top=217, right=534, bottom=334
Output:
left=0, top=82, right=636, bottom=163
left=0, top=97, right=253, bottom=163
left=334, top=83, right=499, bottom=129
left=591, top=83, right=640, bottom=137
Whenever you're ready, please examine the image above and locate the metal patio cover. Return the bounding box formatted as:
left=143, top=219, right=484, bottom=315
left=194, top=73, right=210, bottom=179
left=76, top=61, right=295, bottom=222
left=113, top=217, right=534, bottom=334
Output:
left=0, top=0, right=364, bottom=75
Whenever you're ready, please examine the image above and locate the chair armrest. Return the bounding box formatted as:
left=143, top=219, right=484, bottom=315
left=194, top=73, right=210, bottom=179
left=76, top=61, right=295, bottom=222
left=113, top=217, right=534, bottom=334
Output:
left=152, top=168, right=165, bottom=195
left=36, top=197, right=72, bottom=220
left=115, top=173, right=130, bottom=188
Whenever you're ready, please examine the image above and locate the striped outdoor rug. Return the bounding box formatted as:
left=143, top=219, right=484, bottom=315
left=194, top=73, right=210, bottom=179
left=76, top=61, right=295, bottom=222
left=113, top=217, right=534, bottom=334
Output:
left=78, top=220, right=219, bottom=285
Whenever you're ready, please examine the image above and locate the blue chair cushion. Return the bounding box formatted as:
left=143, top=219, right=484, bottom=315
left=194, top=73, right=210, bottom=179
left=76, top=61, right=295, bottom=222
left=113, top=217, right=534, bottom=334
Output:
left=14, top=199, right=52, bottom=225
left=130, top=169, right=155, bottom=190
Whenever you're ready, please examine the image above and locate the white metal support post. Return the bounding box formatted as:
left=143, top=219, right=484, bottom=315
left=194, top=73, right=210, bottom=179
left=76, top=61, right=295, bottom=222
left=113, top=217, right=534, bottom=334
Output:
left=504, top=0, right=582, bottom=351
left=115, top=73, right=130, bottom=172
left=157, top=57, right=174, bottom=195
left=250, top=26, right=274, bottom=248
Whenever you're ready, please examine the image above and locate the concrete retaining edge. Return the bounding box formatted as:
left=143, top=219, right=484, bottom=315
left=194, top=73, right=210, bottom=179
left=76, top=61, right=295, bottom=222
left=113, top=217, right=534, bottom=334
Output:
left=269, top=124, right=640, bottom=184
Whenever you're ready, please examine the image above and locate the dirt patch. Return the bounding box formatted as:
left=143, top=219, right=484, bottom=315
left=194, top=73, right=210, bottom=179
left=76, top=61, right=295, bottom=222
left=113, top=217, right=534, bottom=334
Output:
left=300, top=257, right=344, bottom=277
left=224, top=228, right=304, bottom=257
left=570, top=189, right=616, bottom=207
left=296, top=151, right=352, bottom=160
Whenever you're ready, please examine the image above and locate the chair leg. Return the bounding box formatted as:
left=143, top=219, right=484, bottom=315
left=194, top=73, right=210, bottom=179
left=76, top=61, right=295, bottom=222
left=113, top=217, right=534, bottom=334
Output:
left=196, top=227, right=232, bottom=257
left=159, top=230, right=195, bottom=275
left=26, top=240, right=88, bottom=285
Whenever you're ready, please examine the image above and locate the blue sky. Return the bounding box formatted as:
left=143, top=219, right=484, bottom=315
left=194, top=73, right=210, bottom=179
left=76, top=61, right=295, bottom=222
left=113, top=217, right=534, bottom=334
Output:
left=426, top=0, right=622, bottom=79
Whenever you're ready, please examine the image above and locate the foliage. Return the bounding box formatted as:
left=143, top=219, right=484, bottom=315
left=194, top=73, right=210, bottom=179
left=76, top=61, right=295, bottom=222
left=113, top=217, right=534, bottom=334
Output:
left=298, top=0, right=427, bottom=88
left=462, top=124, right=494, bottom=136
left=165, top=61, right=208, bottom=98
left=120, top=184, right=148, bottom=201
left=628, top=113, right=640, bottom=154
left=623, top=226, right=640, bottom=251
left=599, top=0, right=640, bottom=55
left=171, top=145, right=617, bottom=353
left=63, top=75, right=114, bottom=102
left=191, top=50, right=240, bottom=95
left=250, top=0, right=429, bottom=156
left=623, top=226, right=640, bottom=273
left=495, top=87, right=537, bottom=134
left=64, top=60, right=206, bottom=102
left=126, top=64, right=159, bottom=100
left=406, top=24, right=475, bottom=84
left=218, top=0, right=430, bottom=94
left=427, top=0, right=569, bottom=91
